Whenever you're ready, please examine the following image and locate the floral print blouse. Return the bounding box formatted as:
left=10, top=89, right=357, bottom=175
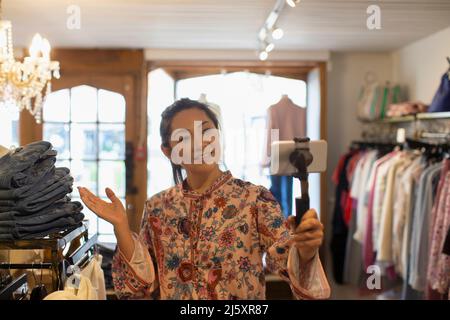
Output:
left=112, top=170, right=330, bottom=300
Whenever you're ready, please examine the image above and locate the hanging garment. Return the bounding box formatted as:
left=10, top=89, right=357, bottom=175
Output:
left=362, top=151, right=397, bottom=269
left=112, top=170, right=330, bottom=300
left=264, top=95, right=306, bottom=217
left=374, top=153, right=409, bottom=266
left=443, top=227, right=450, bottom=256
left=343, top=197, right=363, bottom=286
left=351, top=151, right=378, bottom=244
left=427, top=170, right=450, bottom=295
left=426, top=160, right=450, bottom=300
left=369, top=153, right=399, bottom=257
left=269, top=175, right=293, bottom=218
left=428, top=72, right=450, bottom=112
left=409, top=163, right=442, bottom=291
left=44, top=274, right=97, bottom=300
left=391, top=156, right=423, bottom=277
left=81, top=254, right=106, bottom=300
left=330, top=151, right=357, bottom=283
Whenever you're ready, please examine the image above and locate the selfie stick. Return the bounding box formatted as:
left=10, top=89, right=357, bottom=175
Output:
left=289, top=137, right=313, bottom=227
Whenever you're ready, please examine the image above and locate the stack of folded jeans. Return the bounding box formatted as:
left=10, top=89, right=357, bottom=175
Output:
left=0, top=141, right=85, bottom=240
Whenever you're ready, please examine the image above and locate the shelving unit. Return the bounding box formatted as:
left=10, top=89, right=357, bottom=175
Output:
left=360, top=112, right=450, bottom=124
left=0, top=223, right=91, bottom=292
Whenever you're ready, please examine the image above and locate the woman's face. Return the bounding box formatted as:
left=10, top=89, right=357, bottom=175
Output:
left=161, top=107, right=221, bottom=174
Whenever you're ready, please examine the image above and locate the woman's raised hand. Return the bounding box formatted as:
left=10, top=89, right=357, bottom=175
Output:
left=78, top=186, right=128, bottom=228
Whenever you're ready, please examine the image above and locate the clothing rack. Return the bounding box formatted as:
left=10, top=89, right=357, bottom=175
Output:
left=0, top=263, right=53, bottom=270
left=68, top=233, right=98, bottom=266
left=0, top=223, right=93, bottom=292
left=0, top=273, right=27, bottom=300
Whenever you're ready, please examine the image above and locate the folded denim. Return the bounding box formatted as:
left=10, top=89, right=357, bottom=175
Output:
left=0, top=141, right=56, bottom=189
left=0, top=183, right=73, bottom=213
left=0, top=201, right=83, bottom=224
left=0, top=166, right=57, bottom=200
left=0, top=212, right=85, bottom=240
left=7, top=155, right=57, bottom=191
left=0, top=170, right=73, bottom=213
left=20, top=171, right=73, bottom=203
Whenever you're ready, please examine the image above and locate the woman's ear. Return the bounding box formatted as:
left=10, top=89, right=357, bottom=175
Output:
left=161, top=144, right=171, bottom=160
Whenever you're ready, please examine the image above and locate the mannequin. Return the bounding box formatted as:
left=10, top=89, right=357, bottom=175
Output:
left=263, top=94, right=307, bottom=218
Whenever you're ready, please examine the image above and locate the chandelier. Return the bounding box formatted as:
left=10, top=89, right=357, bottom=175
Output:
left=0, top=0, right=60, bottom=123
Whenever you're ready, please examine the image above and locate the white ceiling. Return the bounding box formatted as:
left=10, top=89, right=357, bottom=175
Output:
left=4, top=0, right=450, bottom=51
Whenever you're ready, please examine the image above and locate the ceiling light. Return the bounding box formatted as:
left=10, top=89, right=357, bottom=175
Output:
left=0, top=0, right=59, bottom=124
left=272, top=27, right=284, bottom=40
left=286, top=0, right=300, bottom=8
left=259, top=51, right=268, bottom=61
left=265, top=42, right=275, bottom=53
left=258, top=28, right=267, bottom=41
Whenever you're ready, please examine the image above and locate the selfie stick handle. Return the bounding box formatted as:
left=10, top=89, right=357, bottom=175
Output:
left=290, top=137, right=311, bottom=227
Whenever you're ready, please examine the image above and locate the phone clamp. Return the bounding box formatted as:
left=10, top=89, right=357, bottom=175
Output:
left=289, top=137, right=313, bottom=226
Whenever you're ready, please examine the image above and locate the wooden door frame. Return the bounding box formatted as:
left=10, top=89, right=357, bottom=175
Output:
left=147, top=60, right=328, bottom=265
left=20, top=49, right=148, bottom=232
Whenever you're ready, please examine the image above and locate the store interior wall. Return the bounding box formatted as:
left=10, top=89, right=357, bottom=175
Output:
left=326, top=51, right=393, bottom=215
left=392, top=26, right=450, bottom=102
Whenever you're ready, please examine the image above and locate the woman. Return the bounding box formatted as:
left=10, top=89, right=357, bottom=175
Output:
left=78, top=98, right=330, bottom=300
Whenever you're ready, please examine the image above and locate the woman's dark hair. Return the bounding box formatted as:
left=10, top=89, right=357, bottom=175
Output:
left=160, top=98, right=220, bottom=185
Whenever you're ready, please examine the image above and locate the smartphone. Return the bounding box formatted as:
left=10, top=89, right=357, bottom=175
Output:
left=270, top=140, right=328, bottom=175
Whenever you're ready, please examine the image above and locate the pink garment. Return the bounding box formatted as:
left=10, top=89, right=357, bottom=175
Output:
left=427, top=161, right=450, bottom=296
left=427, top=159, right=450, bottom=299
left=264, top=96, right=306, bottom=161
left=111, top=170, right=330, bottom=300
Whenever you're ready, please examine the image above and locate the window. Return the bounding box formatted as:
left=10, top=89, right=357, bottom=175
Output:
left=43, top=85, right=126, bottom=243
left=176, top=71, right=307, bottom=191
left=147, top=70, right=307, bottom=213
left=0, top=106, right=19, bottom=149
left=147, top=69, right=175, bottom=197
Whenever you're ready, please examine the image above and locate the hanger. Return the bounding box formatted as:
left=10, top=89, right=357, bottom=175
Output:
left=65, top=265, right=81, bottom=296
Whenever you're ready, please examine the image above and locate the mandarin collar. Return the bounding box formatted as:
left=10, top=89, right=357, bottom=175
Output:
left=180, top=170, right=232, bottom=199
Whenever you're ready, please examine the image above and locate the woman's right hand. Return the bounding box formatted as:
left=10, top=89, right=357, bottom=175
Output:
left=78, top=186, right=128, bottom=228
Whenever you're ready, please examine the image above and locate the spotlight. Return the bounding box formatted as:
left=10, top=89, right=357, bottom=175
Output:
left=259, top=51, right=268, bottom=61
left=286, top=0, right=300, bottom=8
left=272, top=28, right=284, bottom=40
left=265, top=42, right=275, bottom=53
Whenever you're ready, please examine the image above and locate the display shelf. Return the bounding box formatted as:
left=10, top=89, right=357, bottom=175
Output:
left=360, top=112, right=450, bottom=124
left=416, top=112, right=450, bottom=120
left=0, top=223, right=91, bottom=292
left=0, top=223, right=88, bottom=250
